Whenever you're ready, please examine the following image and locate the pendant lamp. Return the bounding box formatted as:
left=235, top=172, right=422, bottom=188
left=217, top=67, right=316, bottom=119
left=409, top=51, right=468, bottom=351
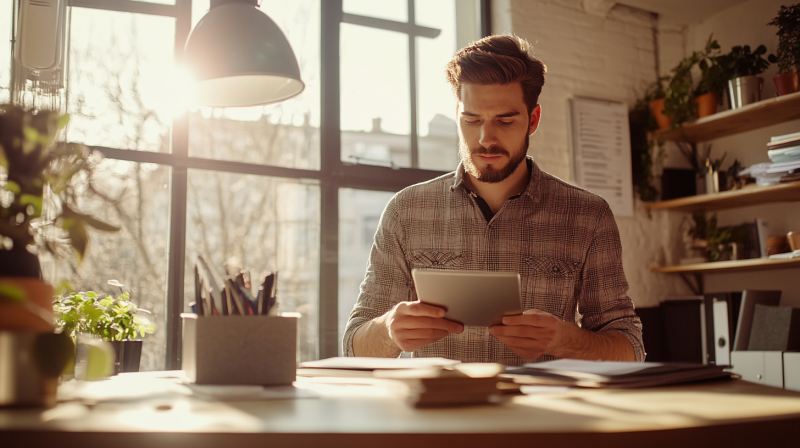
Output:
left=183, top=0, right=305, bottom=107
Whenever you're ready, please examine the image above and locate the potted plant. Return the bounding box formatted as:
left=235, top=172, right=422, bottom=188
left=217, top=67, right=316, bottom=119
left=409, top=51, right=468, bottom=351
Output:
left=646, top=76, right=672, bottom=131
left=663, top=53, right=700, bottom=129
left=0, top=105, right=119, bottom=333
left=694, top=36, right=726, bottom=118
left=720, top=44, right=774, bottom=108
left=767, top=4, right=800, bottom=96
left=54, top=283, right=155, bottom=374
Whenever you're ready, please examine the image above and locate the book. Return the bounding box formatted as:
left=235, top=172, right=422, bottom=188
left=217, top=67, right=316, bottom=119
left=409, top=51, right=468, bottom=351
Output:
left=769, top=131, right=800, bottom=146
left=767, top=145, right=800, bottom=163
left=732, top=290, right=782, bottom=351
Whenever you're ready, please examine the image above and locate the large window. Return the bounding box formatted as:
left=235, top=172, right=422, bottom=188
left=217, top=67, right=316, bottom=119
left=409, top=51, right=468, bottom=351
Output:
left=8, top=0, right=485, bottom=368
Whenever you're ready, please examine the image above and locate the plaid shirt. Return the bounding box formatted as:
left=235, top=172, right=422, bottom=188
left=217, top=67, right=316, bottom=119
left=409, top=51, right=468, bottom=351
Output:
left=343, top=157, right=644, bottom=365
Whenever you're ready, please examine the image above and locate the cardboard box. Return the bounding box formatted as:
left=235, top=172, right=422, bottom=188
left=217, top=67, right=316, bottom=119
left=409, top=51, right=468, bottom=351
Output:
left=182, top=315, right=297, bottom=385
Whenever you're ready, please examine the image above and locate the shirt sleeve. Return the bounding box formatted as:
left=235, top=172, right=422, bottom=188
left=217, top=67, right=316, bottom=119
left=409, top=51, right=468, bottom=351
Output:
left=575, top=200, right=645, bottom=362
left=342, top=195, right=413, bottom=356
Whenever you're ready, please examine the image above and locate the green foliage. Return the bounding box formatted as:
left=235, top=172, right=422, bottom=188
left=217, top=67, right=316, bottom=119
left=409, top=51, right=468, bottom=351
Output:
left=695, top=35, right=727, bottom=98
left=689, top=213, right=743, bottom=262
left=768, top=4, right=800, bottom=74
left=53, top=290, right=155, bottom=341
left=719, top=45, right=774, bottom=78
left=0, top=104, right=120, bottom=262
left=664, top=35, right=725, bottom=128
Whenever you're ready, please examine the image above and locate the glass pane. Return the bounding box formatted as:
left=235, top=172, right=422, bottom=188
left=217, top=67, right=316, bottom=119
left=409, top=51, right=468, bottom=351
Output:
left=341, top=24, right=410, bottom=168
left=42, top=160, right=171, bottom=372
left=0, top=0, right=11, bottom=103
left=344, top=0, right=407, bottom=22
left=188, top=0, right=321, bottom=170
left=415, top=0, right=480, bottom=171
left=338, top=188, right=395, bottom=356
left=184, top=170, right=320, bottom=363
left=66, top=9, right=175, bottom=152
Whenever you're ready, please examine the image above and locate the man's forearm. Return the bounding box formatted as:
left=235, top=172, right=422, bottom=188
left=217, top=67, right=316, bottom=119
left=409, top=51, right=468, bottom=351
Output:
left=549, top=323, right=635, bottom=361
left=352, top=316, right=402, bottom=357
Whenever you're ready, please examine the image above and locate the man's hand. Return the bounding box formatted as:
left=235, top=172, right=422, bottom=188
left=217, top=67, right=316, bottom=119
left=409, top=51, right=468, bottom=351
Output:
left=488, top=308, right=636, bottom=361
left=385, top=302, right=464, bottom=352
left=488, top=309, right=560, bottom=359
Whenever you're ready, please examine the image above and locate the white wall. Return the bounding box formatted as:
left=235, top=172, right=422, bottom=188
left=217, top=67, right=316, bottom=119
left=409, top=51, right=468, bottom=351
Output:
left=495, top=0, right=693, bottom=307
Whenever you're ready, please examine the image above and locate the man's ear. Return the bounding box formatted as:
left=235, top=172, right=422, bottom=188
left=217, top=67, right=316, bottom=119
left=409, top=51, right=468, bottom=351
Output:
left=528, top=105, right=542, bottom=135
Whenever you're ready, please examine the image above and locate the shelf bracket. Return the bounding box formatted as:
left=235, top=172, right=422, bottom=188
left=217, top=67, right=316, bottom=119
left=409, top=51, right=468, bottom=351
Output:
left=679, top=273, right=704, bottom=296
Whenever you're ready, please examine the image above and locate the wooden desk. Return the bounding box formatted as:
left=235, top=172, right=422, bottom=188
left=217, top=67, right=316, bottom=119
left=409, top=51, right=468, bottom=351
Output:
left=2, top=372, right=800, bottom=448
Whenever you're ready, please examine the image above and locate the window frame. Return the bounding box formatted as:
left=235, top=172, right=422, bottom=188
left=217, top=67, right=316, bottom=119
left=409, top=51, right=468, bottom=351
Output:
left=19, top=0, right=488, bottom=367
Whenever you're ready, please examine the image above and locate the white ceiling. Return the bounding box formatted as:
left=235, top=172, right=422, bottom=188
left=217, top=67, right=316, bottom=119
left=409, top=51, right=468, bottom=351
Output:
left=618, top=0, right=750, bottom=24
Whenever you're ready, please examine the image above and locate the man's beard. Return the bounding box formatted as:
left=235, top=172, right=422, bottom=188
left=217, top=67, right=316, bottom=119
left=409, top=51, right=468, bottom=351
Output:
left=458, top=133, right=529, bottom=184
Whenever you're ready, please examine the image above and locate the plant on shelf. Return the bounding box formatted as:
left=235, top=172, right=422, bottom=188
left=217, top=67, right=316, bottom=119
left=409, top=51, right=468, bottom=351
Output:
left=767, top=3, right=800, bottom=96
left=688, top=213, right=743, bottom=262
left=645, top=76, right=671, bottom=131
left=694, top=35, right=726, bottom=117
left=630, top=80, right=667, bottom=203
left=54, top=281, right=154, bottom=373
left=718, top=44, right=774, bottom=108
left=0, top=105, right=120, bottom=334
left=663, top=53, right=701, bottom=129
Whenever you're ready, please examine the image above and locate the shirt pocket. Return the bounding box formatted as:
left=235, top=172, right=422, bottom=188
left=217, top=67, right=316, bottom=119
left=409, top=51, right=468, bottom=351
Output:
left=410, top=250, right=463, bottom=270
left=521, top=256, right=581, bottom=318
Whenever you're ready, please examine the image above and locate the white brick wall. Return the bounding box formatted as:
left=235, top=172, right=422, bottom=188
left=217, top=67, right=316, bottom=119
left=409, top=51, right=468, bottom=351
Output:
left=497, top=0, right=694, bottom=307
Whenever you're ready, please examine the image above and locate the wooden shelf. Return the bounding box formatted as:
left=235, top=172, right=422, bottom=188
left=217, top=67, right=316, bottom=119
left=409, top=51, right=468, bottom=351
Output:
left=657, top=91, right=800, bottom=142
left=651, top=257, right=800, bottom=274
left=644, top=181, right=800, bottom=213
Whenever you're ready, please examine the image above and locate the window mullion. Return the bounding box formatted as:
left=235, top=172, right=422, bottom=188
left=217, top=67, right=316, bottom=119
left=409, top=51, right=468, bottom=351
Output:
left=408, top=0, right=418, bottom=169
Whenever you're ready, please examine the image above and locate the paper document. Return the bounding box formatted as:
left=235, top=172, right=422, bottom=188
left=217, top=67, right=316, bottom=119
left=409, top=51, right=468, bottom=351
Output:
left=300, top=357, right=460, bottom=370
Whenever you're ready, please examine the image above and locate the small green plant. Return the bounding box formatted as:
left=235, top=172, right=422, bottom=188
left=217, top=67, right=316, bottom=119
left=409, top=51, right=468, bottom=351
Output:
left=663, top=53, right=701, bottom=127
left=689, top=212, right=744, bottom=262
left=767, top=4, right=800, bottom=73
left=54, top=289, right=154, bottom=341
left=719, top=44, right=774, bottom=78
left=695, top=35, right=727, bottom=99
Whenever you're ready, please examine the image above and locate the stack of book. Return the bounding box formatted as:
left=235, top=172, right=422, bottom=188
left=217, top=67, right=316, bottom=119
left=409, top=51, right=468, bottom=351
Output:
left=766, top=131, right=800, bottom=183
left=502, top=359, right=733, bottom=388
left=298, top=357, right=518, bottom=407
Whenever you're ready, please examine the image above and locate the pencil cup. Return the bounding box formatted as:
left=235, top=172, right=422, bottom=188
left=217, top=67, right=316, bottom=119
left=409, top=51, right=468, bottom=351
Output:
left=181, top=314, right=297, bottom=385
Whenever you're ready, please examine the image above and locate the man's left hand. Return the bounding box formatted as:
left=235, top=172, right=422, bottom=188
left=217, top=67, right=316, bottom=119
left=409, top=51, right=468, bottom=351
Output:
left=488, top=309, right=562, bottom=359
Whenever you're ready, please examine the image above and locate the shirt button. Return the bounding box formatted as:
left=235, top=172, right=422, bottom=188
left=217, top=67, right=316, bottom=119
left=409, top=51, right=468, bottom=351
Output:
left=552, top=266, right=559, bottom=272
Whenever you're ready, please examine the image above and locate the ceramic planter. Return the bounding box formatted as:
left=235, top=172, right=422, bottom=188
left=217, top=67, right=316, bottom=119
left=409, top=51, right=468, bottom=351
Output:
left=694, top=92, right=718, bottom=118
left=0, top=331, right=74, bottom=407
left=649, top=98, right=672, bottom=130
left=773, top=72, right=799, bottom=96
left=727, top=75, right=764, bottom=109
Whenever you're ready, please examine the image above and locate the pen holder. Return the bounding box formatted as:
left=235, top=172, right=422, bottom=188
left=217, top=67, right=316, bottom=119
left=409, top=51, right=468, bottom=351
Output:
left=181, top=314, right=297, bottom=385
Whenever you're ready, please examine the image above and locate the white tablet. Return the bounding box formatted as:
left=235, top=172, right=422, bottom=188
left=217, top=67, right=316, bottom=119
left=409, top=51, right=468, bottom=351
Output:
left=411, top=269, right=523, bottom=327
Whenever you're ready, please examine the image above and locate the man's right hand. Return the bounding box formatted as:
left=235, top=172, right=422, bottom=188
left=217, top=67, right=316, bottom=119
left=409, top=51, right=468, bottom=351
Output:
left=385, top=301, right=464, bottom=352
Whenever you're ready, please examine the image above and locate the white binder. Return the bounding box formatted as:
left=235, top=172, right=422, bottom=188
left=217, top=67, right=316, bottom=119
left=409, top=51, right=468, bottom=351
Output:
left=713, top=299, right=731, bottom=366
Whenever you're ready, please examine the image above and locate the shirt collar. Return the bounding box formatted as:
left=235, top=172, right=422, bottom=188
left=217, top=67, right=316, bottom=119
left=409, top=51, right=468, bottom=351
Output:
left=450, top=156, right=541, bottom=203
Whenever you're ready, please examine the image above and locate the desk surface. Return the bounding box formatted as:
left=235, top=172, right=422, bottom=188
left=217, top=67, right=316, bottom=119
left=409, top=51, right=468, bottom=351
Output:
left=2, top=372, right=800, bottom=448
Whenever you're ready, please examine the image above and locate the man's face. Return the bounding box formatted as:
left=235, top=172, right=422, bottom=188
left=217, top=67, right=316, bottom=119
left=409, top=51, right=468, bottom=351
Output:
left=457, top=82, right=540, bottom=183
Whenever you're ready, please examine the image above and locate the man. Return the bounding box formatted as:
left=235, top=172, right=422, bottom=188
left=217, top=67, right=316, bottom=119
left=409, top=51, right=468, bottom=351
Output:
left=343, top=35, right=643, bottom=365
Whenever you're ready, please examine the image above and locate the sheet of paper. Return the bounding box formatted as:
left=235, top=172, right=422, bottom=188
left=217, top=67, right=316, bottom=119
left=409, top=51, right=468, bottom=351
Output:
left=569, top=97, right=634, bottom=217
left=300, top=356, right=460, bottom=370
left=522, top=359, right=661, bottom=377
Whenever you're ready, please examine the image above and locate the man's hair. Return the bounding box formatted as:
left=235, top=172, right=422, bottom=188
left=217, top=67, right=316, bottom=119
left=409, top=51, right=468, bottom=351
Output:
left=445, top=35, right=546, bottom=114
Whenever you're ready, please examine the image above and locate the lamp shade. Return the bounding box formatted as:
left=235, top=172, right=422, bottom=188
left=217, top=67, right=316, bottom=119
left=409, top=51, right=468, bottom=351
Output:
left=183, top=0, right=305, bottom=107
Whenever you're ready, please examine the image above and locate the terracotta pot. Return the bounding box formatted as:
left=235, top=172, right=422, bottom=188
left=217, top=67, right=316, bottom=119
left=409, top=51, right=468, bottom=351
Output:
left=649, top=98, right=672, bottom=130
left=694, top=92, right=718, bottom=118
left=773, top=72, right=800, bottom=96
left=0, top=278, right=55, bottom=332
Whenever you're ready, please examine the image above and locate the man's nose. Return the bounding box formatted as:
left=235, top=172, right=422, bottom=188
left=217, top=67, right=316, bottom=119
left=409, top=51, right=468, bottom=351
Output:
left=479, top=123, right=498, bottom=149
